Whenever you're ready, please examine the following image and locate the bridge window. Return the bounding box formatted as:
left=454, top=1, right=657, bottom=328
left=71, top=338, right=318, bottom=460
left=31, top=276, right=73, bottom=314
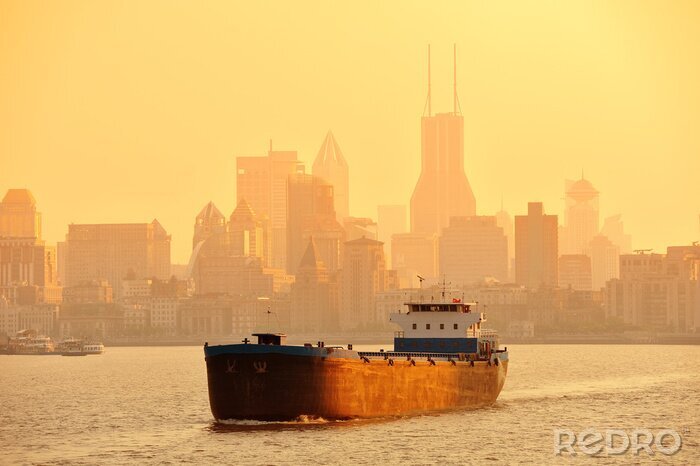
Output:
left=426, top=324, right=431, bottom=330
left=412, top=323, right=417, bottom=330
left=453, top=323, right=458, bottom=329
left=440, top=323, right=444, bottom=330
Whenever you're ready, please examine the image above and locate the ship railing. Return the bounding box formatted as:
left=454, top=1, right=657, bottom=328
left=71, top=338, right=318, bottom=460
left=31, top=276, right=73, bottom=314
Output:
left=479, top=329, right=499, bottom=338
left=358, top=351, right=469, bottom=360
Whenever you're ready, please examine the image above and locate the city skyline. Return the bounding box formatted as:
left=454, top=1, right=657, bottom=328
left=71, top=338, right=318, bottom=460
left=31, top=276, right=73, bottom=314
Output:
left=2, top=2, right=700, bottom=263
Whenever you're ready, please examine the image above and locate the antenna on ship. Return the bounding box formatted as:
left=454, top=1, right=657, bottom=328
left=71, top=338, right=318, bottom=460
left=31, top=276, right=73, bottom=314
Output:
left=440, top=275, right=451, bottom=300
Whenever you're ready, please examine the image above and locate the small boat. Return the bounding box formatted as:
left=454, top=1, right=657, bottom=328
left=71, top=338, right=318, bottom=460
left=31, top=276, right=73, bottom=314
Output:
left=56, top=338, right=104, bottom=356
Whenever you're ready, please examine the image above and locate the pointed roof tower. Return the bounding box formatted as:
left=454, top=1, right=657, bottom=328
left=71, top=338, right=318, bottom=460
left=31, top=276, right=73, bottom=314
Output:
left=230, top=198, right=257, bottom=222
left=196, top=201, right=225, bottom=223
left=298, top=237, right=324, bottom=270
left=312, top=131, right=349, bottom=221
left=313, top=131, right=348, bottom=169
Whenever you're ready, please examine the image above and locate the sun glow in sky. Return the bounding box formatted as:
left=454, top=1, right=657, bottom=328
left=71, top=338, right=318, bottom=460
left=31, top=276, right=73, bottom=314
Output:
left=2, top=1, right=699, bottom=262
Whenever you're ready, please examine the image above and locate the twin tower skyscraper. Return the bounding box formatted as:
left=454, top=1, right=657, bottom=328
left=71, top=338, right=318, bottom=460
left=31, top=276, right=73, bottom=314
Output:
left=410, top=45, right=476, bottom=236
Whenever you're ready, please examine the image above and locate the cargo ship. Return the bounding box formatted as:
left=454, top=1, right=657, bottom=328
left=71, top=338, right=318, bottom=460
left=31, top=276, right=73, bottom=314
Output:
left=204, top=298, right=508, bottom=421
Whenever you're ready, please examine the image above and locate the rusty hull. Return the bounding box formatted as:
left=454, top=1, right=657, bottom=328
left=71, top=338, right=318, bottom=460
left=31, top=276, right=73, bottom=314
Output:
left=205, top=352, right=508, bottom=421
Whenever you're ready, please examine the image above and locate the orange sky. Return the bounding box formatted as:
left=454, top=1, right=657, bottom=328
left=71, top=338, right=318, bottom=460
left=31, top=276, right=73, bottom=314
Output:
left=1, top=1, right=699, bottom=263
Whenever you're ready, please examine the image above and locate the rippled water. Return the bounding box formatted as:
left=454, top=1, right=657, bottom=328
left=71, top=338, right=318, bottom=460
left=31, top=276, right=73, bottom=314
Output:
left=1, top=345, right=698, bottom=465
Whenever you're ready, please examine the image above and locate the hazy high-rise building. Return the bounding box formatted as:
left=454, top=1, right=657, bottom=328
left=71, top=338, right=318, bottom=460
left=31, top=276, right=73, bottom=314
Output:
left=193, top=201, right=226, bottom=249
left=561, top=177, right=599, bottom=255
left=0, top=189, right=42, bottom=240
left=339, top=237, right=387, bottom=331
left=344, top=217, right=377, bottom=242
left=237, top=145, right=305, bottom=270
left=64, top=221, right=171, bottom=298
left=558, top=254, right=592, bottom=291
left=286, top=173, right=344, bottom=275
left=515, top=202, right=558, bottom=289
left=290, top=238, right=339, bottom=333
left=229, top=198, right=265, bottom=260
left=600, top=214, right=632, bottom=254
left=377, top=205, right=407, bottom=269
left=0, top=190, right=58, bottom=305
left=590, top=234, right=619, bottom=290
left=607, top=247, right=700, bottom=331
left=495, top=206, right=515, bottom=281
left=312, top=131, right=349, bottom=221
left=439, top=216, right=508, bottom=286
left=410, top=46, right=476, bottom=236
left=391, top=233, right=438, bottom=288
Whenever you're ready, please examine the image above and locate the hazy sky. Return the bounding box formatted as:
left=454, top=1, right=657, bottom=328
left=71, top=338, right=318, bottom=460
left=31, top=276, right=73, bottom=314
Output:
left=2, top=1, right=699, bottom=263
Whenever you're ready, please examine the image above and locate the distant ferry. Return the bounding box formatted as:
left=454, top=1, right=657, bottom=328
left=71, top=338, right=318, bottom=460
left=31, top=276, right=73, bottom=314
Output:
left=204, top=298, right=508, bottom=421
left=2, top=330, right=56, bottom=355
left=0, top=333, right=105, bottom=356
left=58, top=338, right=105, bottom=356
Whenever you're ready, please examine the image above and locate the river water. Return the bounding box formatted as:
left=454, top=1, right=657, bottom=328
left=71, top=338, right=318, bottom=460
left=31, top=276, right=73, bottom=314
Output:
left=1, top=345, right=698, bottom=465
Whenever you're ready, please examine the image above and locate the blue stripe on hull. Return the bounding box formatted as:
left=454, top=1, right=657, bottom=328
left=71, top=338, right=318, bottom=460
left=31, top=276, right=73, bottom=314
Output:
left=204, top=344, right=361, bottom=360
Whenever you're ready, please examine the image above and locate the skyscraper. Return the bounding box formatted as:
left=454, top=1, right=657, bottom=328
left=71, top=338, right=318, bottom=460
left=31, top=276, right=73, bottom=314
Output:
left=286, top=173, right=345, bottom=275
left=229, top=198, right=265, bottom=260
left=561, top=177, right=599, bottom=255
left=312, top=131, right=349, bottom=221
left=439, top=216, right=508, bottom=286
left=290, top=238, right=339, bottom=333
left=410, top=45, right=476, bottom=236
left=589, top=234, right=619, bottom=290
left=64, top=220, right=171, bottom=298
left=515, top=202, right=558, bottom=289
left=377, top=205, right=408, bottom=269
left=237, top=144, right=305, bottom=270
left=600, top=214, right=632, bottom=254
left=0, top=189, right=42, bottom=239
left=495, top=206, right=515, bottom=281
left=0, top=190, right=57, bottom=305
left=339, top=237, right=387, bottom=331
left=192, top=201, right=226, bottom=249
left=558, top=254, right=592, bottom=291
left=391, top=233, right=438, bottom=288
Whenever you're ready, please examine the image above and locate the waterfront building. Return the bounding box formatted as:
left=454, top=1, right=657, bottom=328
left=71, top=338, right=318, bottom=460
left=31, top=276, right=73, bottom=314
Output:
left=439, top=216, right=508, bottom=286
left=312, top=131, right=349, bottom=221
left=514, top=202, right=558, bottom=289
left=62, top=280, right=114, bottom=304
left=237, top=146, right=305, bottom=270
left=410, top=46, right=476, bottom=236
left=57, top=303, right=123, bottom=339
left=606, top=246, right=700, bottom=332
left=0, top=304, right=58, bottom=337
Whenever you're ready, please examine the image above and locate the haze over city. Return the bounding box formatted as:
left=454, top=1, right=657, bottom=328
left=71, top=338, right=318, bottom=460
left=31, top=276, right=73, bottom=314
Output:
left=2, top=1, right=699, bottom=263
